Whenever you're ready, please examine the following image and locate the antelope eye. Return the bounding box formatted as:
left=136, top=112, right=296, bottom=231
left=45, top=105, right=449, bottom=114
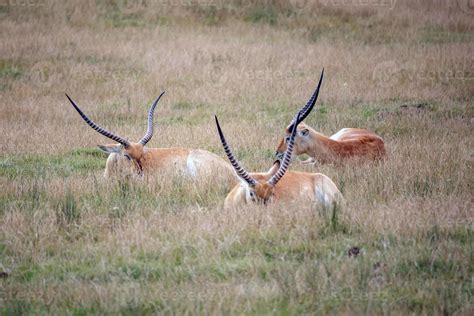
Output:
left=249, top=191, right=257, bottom=201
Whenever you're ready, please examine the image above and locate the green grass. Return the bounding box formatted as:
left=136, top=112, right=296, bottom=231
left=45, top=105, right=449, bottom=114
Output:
left=3, top=224, right=470, bottom=314
left=420, top=26, right=474, bottom=44
left=244, top=6, right=278, bottom=25
left=0, top=148, right=104, bottom=179
left=1, top=103, right=471, bottom=313
left=0, top=62, right=22, bottom=79
left=0, top=59, right=23, bottom=91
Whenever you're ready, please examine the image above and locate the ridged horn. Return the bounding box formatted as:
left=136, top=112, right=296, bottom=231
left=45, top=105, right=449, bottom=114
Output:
left=267, top=113, right=301, bottom=187
left=138, top=91, right=165, bottom=146
left=288, top=68, right=324, bottom=133
left=66, top=94, right=130, bottom=147
left=215, top=115, right=257, bottom=187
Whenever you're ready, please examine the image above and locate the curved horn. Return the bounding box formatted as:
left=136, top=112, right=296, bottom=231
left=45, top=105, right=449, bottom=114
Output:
left=215, top=115, right=257, bottom=187
left=268, top=113, right=301, bottom=187
left=138, top=91, right=165, bottom=146
left=288, top=68, right=324, bottom=133
left=66, top=94, right=130, bottom=147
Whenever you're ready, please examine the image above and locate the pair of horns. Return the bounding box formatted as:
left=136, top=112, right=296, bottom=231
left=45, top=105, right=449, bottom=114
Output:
left=66, top=91, right=165, bottom=147
left=215, top=113, right=300, bottom=188
left=215, top=68, right=324, bottom=188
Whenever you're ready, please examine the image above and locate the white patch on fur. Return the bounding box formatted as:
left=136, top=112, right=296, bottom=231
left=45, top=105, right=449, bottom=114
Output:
left=186, top=156, right=197, bottom=177
left=316, top=186, right=332, bottom=207
left=330, top=128, right=350, bottom=140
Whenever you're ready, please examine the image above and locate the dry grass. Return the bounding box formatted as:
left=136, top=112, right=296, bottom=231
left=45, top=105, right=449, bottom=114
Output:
left=1, top=1, right=473, bottom=314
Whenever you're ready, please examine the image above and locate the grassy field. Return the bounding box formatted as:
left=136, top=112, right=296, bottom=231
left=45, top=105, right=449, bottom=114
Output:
left=1, top=0, right=473, bottom=314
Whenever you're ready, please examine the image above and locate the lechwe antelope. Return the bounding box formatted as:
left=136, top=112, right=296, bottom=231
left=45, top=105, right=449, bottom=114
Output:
left=66, top=92, right=235, bottom=183
left=275, top=69, right=386, bottom=165
left=215, top=112, right=342, bottom=209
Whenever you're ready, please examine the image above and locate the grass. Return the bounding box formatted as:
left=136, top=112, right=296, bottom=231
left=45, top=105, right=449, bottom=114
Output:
left=0, top=148, right=104, bottom=179
left=0, top=1, right=473, bottom=314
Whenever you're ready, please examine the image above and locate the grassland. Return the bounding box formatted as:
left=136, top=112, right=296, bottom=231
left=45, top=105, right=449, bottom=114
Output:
left=0, top=0, right=473, bottom=314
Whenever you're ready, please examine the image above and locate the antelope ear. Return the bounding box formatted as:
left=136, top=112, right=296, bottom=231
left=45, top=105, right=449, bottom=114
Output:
left=98, top=144, right=122, bottom=155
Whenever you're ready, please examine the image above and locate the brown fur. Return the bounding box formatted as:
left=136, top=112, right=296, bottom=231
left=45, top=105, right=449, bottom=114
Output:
left=224, top=162, right=342, bottom=209
left=100, top=143, right=235, bottom=183
left=276, top=123, right=385, bottom=164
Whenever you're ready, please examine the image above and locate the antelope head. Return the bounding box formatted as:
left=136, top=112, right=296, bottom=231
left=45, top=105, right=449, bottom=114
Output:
left=215, top=113, right=300, bottom=205
left=275, top=69, right=324, bottom=160
left=66, top=92, right=165, bottom=176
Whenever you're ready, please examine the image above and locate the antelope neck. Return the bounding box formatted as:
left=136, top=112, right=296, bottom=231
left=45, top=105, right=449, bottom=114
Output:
left=307, top=130, right=341, bottom=162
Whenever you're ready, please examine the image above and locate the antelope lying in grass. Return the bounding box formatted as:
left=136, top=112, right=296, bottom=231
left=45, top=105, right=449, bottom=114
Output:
left=66, top=92, right=234, bottom=182
left=215, top=112, right=342, bottom=209
left=275, top=70, right=386, bottom=165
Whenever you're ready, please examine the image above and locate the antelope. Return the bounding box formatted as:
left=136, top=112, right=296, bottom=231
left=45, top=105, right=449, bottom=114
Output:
left=275, top=69, right=386, bottom=165
left=66, top=92, right=235, bottom=183
left=215, top=112, right=342, bottom=209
